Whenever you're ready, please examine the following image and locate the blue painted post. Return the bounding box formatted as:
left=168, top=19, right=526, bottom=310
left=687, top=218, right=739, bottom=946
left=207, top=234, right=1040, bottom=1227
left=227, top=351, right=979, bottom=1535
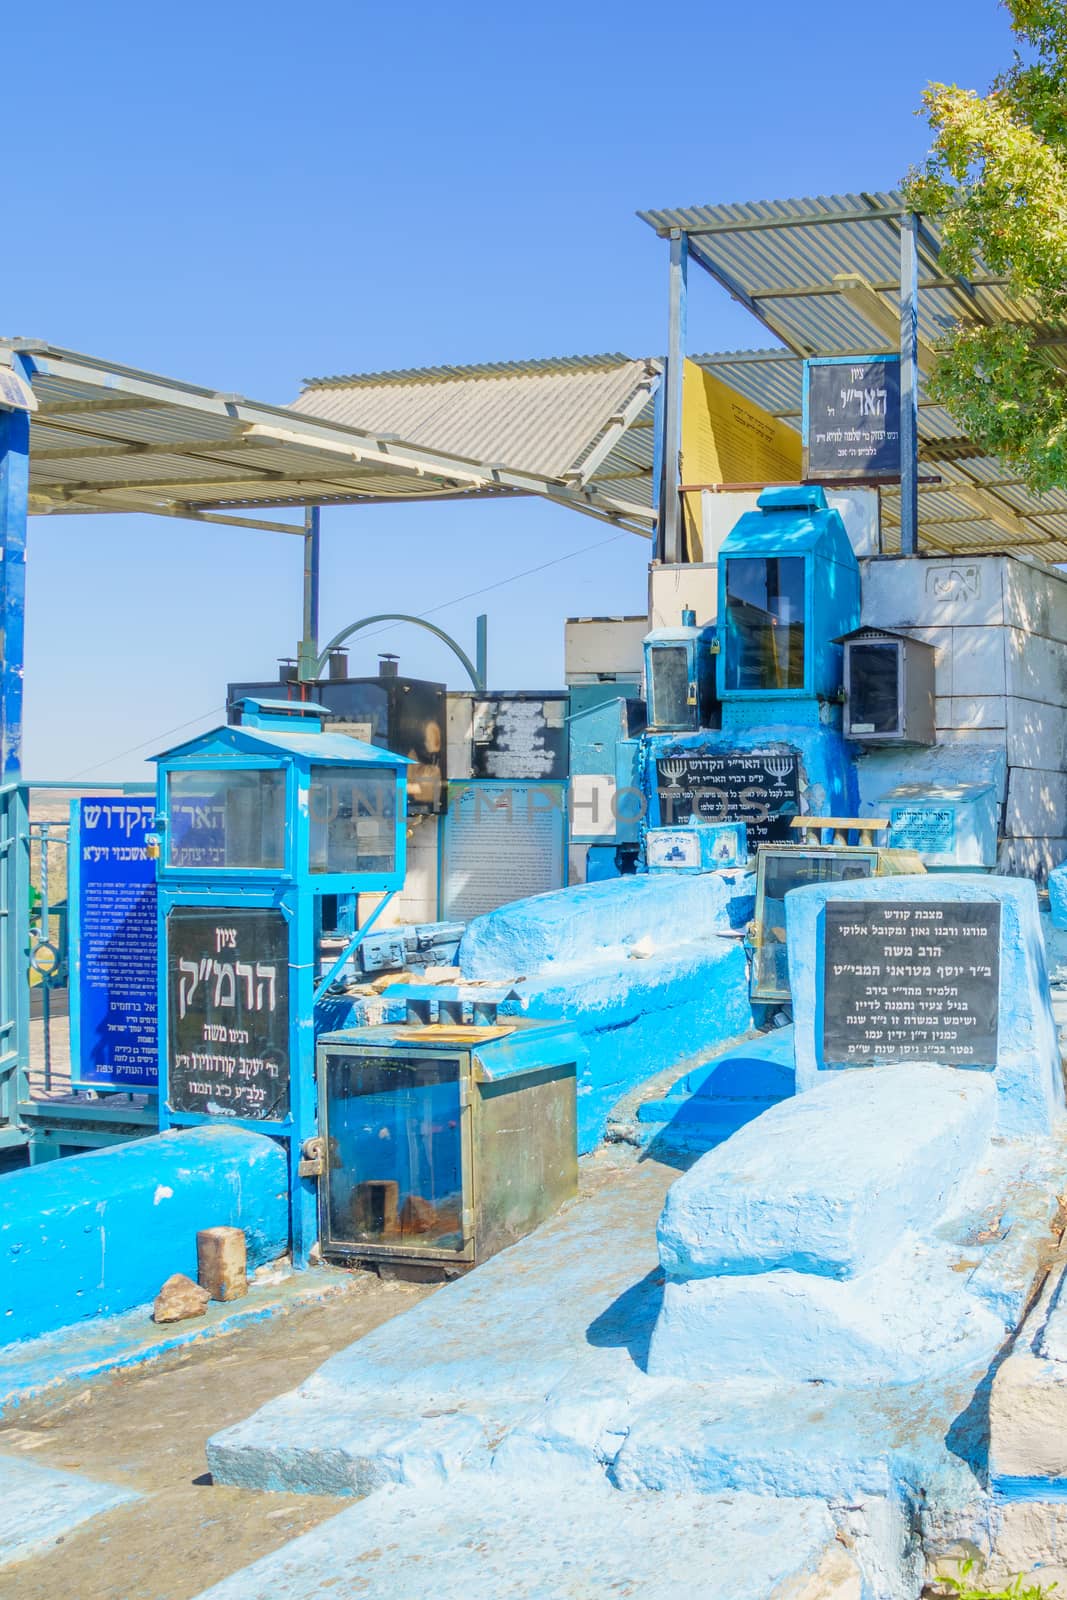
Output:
left=899, top=213, right=920, bottom=557
left=659, top=228, right=688, bottom=565
left=0, top=404, right=30, bottom=781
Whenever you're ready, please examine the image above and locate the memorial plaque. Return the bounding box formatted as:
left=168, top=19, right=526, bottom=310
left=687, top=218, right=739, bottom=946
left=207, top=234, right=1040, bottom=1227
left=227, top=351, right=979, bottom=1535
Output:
left=656, top=751, right=800, bottom=847
left=70, top=798, right=158, bottom=1089
left=805, top=357, right=901, bottom=482
left=822, top=899, right=1000, bottom=1068
left=166, top=906, right=290, bottom=1120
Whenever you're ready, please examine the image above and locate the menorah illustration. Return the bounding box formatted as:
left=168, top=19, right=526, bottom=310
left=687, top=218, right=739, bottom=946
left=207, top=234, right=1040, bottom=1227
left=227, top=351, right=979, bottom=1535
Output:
left=762, top=756, right=794, bottom=792
left=659, top=759, right=689, bottom=787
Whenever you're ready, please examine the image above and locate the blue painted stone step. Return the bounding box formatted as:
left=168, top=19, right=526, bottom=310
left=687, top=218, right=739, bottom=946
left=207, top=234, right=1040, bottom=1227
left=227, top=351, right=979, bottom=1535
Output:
left=636, top=1026, right=796, bottom=1144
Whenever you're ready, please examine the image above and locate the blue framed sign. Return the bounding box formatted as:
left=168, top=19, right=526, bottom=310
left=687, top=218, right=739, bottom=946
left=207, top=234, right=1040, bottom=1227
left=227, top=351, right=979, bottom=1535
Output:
left=69, top=797, right=159, bottom=1089
left=804, top=355, right=901, bottom=482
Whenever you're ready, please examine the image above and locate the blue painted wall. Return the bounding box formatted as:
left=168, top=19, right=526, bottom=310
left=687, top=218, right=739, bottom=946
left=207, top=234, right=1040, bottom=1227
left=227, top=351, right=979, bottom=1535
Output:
left=460, top=870, right=756, bottom=1151
left=0, top=1126, right=288, bottom=1344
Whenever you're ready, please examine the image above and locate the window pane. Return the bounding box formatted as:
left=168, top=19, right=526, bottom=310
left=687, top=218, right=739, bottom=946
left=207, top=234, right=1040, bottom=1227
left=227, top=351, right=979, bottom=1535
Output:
left=752, top=849, right=875, bottom=997
left=167, top=768, right=285, bottom=869
left=849, top=642, right=899, bottom=734
left=649, top=645, right=691, bottom=727
left=308, top=766, right=397, bottom=875
left=724, top=557, right=806, bottom=691
left=323, top=1052, right=465, bottom=1253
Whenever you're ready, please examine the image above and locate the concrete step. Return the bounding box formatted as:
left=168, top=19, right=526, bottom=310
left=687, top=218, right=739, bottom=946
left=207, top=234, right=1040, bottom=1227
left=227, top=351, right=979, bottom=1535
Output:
left=191, top=1477, right=865, bottom=1600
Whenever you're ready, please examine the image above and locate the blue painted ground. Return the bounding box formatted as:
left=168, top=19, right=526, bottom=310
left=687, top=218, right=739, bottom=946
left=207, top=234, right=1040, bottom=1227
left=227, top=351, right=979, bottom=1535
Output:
left=0, top=1454, right=138, bottom=1569
left=191, top=1477, right=853, bottom=1600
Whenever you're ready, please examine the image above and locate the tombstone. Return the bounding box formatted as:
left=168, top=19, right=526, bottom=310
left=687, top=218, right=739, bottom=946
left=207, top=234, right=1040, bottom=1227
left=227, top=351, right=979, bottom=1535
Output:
left=785, top=874, right=1063, bottom=1137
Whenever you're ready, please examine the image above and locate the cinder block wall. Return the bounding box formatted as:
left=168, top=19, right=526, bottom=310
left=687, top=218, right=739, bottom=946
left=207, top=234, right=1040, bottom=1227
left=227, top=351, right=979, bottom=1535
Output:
left=861, top=555, right=1067, bottom=881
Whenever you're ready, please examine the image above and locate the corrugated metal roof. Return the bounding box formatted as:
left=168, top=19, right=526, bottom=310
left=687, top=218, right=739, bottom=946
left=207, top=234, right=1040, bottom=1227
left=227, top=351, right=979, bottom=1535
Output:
left=639, top=192, right=1067, bottom=564
left=5, top=340, right=658, bottom=538
left=294, top=354, right=660, bottom=491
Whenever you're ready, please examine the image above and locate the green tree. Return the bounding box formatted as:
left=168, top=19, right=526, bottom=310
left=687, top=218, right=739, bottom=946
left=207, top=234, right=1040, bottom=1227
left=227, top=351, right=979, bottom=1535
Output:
left=905, top=1, right=1067, bottom=492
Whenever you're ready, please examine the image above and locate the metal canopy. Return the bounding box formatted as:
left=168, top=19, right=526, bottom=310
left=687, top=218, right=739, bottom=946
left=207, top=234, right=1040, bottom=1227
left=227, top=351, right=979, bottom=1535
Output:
left=639, top=191, right=1067, bottom=563
left=5, top=341, right=658, bottom=538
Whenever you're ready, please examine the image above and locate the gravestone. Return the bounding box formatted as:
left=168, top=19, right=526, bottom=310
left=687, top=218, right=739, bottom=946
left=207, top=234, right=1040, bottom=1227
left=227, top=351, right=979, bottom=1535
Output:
left=785, top=874, right=1063, bottom=1137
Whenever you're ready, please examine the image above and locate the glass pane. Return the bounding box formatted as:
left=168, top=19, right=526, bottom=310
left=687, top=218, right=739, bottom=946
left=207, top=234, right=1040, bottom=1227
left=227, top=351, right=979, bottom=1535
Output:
left=753, top=850, right=875, bottom=998
left=167, top=768, right=285, bottom=870
left=849, top=642, right=900, bottom=734
left=308, top=767, right=397, bottom=875
left=649, top=645, right=692, bottom=728
left=724, top=557, right=806, bottom=691
left=323, top=1052, right=465, bottom=1252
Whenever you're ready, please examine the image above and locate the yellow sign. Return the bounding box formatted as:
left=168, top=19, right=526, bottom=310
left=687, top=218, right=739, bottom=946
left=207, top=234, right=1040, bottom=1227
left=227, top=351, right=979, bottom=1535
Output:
left=680, top=361, right=802, bottom=558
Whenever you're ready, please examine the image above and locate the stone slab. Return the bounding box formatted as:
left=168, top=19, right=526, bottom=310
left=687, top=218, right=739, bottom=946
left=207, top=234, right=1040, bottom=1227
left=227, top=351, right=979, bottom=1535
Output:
left=0, top=1453, right=138, bottom=1569
left=190, top=1479, right=852, bottom=1600
left=656, top=1065, right=995, bottom=1281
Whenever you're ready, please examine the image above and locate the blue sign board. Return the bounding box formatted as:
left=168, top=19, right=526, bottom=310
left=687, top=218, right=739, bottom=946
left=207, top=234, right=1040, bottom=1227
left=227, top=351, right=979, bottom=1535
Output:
left=69, top=798, right=159, bottom=1089
left=888, top=804, right=956, bottom=855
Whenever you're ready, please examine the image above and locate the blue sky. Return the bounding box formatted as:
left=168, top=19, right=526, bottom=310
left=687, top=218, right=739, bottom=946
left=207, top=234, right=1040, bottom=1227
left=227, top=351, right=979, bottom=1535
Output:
left=7, top=0, right=1015, bottom=779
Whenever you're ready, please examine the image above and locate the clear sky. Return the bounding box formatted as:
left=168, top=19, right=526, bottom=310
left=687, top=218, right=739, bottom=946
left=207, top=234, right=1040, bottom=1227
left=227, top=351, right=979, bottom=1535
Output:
left=6, top=0, right=1015, bottom=780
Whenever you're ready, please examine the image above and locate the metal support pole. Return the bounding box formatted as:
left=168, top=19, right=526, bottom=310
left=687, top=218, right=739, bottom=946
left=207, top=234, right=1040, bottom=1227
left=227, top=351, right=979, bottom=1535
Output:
left=475, top=613, right=487, bottom=691
left=899, top=213, right=920, bottom=557
left=298, top=505, right=321, bottom=683
left=658, top=229, right=688, bottom=565
left=0, top=404, right=30, bottom=782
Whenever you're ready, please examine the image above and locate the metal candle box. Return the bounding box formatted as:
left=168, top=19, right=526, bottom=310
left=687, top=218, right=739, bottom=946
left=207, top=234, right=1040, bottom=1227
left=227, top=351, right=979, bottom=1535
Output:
left=316, top=996, right=580, bottom=1274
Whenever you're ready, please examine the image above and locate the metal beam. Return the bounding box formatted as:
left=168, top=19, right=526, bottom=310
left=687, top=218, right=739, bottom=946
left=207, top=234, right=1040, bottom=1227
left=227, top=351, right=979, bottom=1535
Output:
left=899, top=214, right=920, bottom=556
left=36, top=396, right=168, bottom=417
left=659, top=229, right=688, bottom=563
left=640, top=204, right=905, bottom=239
left=298, top=506, right=322, bottom=682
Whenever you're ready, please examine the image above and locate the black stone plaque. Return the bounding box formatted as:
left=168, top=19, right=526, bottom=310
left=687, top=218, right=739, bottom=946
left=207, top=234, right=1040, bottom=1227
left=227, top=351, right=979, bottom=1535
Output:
left=656, top=750, right=800, bottom=847
left=166, top=906, right=290, bottom=1120
left=821, top=900, right=1001, bottom=1068
left=806, top=357, right=901, bottom=482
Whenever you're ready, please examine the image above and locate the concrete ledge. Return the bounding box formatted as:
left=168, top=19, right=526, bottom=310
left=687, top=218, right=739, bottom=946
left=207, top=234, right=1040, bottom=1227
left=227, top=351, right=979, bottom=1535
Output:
left=0, top=1455, right=138, bottom=1569
left=0, top=1126, right=288, bottom=1343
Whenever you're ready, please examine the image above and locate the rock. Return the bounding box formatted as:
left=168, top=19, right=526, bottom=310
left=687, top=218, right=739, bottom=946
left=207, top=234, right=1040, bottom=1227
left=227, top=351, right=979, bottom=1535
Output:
left=153, top=1273, right=210, bottom=1324
left=197, top=1225, right=248, bottom=1302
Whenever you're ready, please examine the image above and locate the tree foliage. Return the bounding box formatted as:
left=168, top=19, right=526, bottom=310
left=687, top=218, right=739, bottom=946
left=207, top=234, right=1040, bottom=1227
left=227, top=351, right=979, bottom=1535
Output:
left=905, top=1, right=1067, bottom=491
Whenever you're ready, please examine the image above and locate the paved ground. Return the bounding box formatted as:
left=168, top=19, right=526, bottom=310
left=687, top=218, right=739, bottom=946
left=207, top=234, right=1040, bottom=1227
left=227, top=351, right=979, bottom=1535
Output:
left=0, top=1149, right=658, bottom=1599
left=0, top=1272, right=435, bottom=1600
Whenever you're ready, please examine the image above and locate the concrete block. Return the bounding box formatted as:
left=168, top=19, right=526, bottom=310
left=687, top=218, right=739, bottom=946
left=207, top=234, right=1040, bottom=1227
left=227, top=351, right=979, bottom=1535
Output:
left=990, top=1349, right=1067, bottom=1479
left=786, top=874, right=1064, bottom=1137
left=952, top=628, right=1007, bottom=697
left=898, top=624, right=954, bottom=697
left=860, top=555, right=1003, bottom=630
left=1002, top=837, right=1067, bottom=885
left=1007, top=629, right=1067, bottom=703
left=1008, top=699, right=1067, bottom=771
left=656, top=1064, right=995, bottom=1281
left=1004, top=557, right=1067, bottom=644
left=937, top=696, right=1007, bottom=731
left=197, top=1226, right=248, bottom=1302
left=0, top=1126, right=288, bottom=1344
left=1005, top=768, right=1067, bottom=839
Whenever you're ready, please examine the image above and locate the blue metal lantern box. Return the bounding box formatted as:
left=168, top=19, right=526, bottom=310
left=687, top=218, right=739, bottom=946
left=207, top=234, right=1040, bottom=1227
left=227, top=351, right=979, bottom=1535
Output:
left=151, top=698, right=408, bottom=1262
